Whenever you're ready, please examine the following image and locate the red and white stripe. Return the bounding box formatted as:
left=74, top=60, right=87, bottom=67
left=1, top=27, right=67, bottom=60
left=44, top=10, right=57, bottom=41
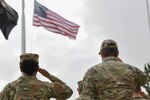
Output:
left=33, top=10, right=80, bottom=39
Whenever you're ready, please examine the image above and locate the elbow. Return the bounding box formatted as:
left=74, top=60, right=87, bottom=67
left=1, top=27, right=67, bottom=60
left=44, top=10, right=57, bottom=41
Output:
left=54, top=82, right=73, bottom=99
left=67, top=88, right=73, bottom=98
left=63, top=88, right=73, bottom=99
left=56, top=87, right=73, bottom=99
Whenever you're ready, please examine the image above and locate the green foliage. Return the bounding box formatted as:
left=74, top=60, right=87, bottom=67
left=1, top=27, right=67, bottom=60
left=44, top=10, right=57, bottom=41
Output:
left=144, top=63, right=150, bottom=96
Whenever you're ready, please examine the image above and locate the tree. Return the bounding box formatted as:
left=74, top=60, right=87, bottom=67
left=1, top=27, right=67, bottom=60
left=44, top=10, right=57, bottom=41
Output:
left=144, top=62, right=150, bottom=96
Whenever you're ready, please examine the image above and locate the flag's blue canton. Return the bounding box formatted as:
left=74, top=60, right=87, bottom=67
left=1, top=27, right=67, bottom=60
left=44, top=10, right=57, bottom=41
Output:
left=34, top=1, right=47, bottom=18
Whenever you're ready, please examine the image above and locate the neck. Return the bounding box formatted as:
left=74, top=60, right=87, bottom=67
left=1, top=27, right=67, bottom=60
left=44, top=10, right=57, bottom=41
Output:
left=22, top=72, right=37, bottom=76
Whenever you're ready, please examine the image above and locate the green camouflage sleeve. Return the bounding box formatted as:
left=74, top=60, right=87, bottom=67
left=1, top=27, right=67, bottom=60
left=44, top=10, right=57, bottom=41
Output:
left=0, top=83, right=15, bottom=100
left=44, top=75, right=73, bottom=99
left=75, top=67, right=96, bottom=100
left=131, top=66, right=148, bottom=86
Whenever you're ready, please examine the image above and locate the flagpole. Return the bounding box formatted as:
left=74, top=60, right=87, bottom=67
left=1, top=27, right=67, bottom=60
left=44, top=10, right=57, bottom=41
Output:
left=146, top=0, right=150, bottom=33
left=21, top=0, right=26, bottom=54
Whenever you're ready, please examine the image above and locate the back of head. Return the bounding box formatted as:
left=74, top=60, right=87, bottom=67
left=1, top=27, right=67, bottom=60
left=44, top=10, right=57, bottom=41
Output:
left=99, top=39, right=118, bottom=57
left=20, top=53, right=39, bottom=75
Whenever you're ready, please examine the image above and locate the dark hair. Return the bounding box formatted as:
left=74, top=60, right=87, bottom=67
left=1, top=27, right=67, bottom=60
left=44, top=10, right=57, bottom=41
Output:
left=20, top=59, right=39, bottom=75
left=101, top=47, right=118, bottom=57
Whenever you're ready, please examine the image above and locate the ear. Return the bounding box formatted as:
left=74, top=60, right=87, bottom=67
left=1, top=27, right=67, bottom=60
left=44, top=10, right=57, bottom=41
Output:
left=101, top=52, right=104, bottom=57
left=117, top=51, right=119, bottom=57
left=36, top=65, right=39, bottom=71
left=101, top=52, right=105, bottom=61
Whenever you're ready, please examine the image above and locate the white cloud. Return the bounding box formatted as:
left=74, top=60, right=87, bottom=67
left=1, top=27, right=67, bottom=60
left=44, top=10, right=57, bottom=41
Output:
left=1, top=0, right=150, bottom=99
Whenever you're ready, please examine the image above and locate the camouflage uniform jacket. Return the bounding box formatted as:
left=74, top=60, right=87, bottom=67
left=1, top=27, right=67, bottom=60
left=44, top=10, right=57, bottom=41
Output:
left=75, top=57, right=148, bottom=100
left=0, top=75, right=73, bottom=100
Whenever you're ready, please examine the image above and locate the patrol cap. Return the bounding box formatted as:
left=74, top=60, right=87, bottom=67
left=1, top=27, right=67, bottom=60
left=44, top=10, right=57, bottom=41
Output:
left=99, top=39, right=118, bottom=54
left=20, top=53, right=39, bottom=63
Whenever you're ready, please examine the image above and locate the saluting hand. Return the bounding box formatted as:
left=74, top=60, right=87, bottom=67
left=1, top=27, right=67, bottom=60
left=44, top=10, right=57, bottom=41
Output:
left=38, top=68, right=50, bottom=78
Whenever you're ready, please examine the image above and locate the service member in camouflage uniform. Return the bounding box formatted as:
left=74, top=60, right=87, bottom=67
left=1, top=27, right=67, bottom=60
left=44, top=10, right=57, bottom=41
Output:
left=0, top=53, right=73, bottom=100
left=75, top=39, right=148, bottom=100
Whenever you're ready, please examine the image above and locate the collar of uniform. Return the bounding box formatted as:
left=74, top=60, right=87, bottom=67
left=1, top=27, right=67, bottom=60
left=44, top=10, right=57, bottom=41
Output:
left=19, top=73, right=37, bottom=79
left=102, top=57, right=119, bottom=62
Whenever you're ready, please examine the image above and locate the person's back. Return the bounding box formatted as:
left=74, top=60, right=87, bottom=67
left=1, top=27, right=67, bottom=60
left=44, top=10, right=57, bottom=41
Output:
left=75, top=39, right=148, bottom=100
left=1, top=75, right=72, bottom=100
left=6, top=76, right=62, bottom=99
left=85, top=57, right=145, bottom=99
left=4, top=76, right=48, bottom=99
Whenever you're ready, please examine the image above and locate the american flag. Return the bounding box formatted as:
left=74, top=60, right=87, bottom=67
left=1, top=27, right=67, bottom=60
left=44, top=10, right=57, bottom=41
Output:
left=33, top=1, right=80, bottom=39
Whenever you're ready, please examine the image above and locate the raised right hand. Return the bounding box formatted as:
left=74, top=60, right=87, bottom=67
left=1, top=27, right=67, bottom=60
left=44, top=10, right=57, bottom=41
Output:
left=38, top=68, right=50, bottom=78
